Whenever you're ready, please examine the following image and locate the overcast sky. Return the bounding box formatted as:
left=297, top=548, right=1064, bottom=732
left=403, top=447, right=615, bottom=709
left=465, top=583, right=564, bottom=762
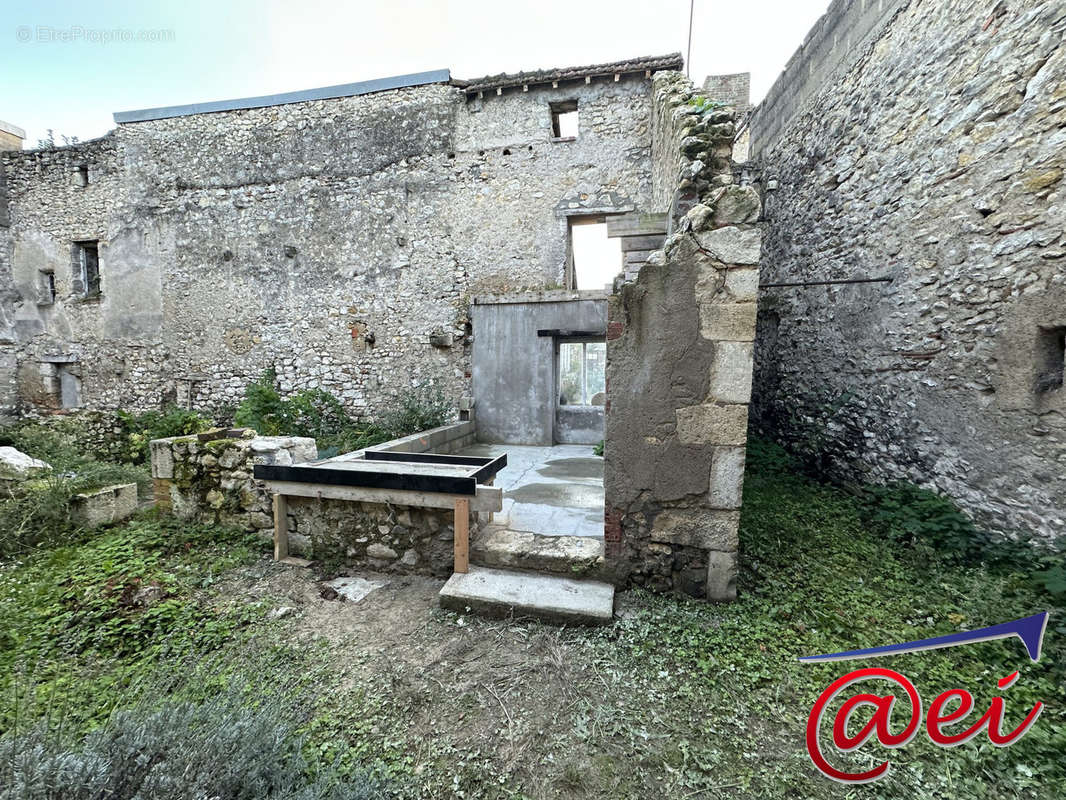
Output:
left=3, top=0, right=830, bottom=147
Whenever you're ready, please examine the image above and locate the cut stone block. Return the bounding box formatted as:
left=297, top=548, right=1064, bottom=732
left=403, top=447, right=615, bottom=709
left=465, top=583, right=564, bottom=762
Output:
left=471, top=527, right=606, bottom=578
left=694, top=226, right=761, bottom=264
left=675, top=404, right=749, bottom=446
left=650, top=508, right=740, bottom=550
left=72, top=483, right=139, bottom=527
left=709, top=446, right=746, bottom=509
left=439, top=566, right=614, bottom=625
left=0, top=446, right=51, bottom=481
left=708, top=341, right=754, bottom=403
left=699, top=301, right=757, bottom=341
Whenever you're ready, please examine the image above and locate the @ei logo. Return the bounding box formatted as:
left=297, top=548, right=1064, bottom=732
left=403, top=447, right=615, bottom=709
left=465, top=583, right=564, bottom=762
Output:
left=800, top=612, right=1050, bottom=784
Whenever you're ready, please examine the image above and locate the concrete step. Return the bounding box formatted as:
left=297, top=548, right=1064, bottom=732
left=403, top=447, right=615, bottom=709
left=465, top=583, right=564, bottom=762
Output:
left=471, top=526, right=607, bottom=579
left=439, top=566, right=614, bottom=625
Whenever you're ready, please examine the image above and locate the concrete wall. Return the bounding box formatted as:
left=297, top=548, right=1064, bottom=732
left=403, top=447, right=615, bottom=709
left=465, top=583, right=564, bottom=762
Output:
left=606, top=72, right=762, bottom=601
left=0, top=73, right=655, bottom=420
left=750, top=0, right=1066, bottom=540
left=470, top=292, right=607, bottom=444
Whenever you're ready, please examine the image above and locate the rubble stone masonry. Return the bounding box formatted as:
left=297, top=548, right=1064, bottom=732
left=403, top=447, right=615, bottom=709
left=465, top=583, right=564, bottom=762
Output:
left=750, top=0, right=1066, bottom=541
left=0, top=73, right=656, bottom=421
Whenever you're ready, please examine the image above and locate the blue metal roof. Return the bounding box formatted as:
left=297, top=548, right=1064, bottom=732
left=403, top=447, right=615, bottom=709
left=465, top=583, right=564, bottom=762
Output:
left=113, top=69, right=451, bottom=124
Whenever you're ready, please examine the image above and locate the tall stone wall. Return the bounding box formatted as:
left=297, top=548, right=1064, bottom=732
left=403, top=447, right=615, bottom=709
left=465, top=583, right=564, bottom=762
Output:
left=750, top=0, right=1066, bottom=540
left=605, top=72, right=762, bottom=601
left=0, top=74, right=655, bottom=419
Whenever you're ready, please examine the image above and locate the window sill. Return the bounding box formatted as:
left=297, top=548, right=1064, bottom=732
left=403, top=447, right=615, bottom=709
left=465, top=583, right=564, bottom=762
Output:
left=75, top=294, right=103, bottom=304
left=550, top=136, right=577, bottom=143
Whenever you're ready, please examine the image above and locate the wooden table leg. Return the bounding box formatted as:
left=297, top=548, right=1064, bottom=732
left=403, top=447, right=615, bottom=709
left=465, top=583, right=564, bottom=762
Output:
left=454, top=497, right=470, bottom=574
left=273, top=494, right=288, bottom=561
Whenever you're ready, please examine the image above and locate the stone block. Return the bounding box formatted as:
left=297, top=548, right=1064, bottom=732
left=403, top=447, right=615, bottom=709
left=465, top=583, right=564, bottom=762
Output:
left=650, top=508, right=740, bottom=550
left=149, top=440, right=174, bottom=479
left=706, top=550, right=738, bottom=602
left=675, top=404, right=749, bottom=446
left=699, top=302, right=757, bottom=342
left=71, top=483, right=139, bottom=527
left=724, top=268, right=759, bottom=301
left=694, top=226, right=761, bottom=264
left=709, top=446, right=746, bottom=509
left=367, top=542, right=398, bottom=560
left=708, top=341, right=754, bottom=403
left=709, top=185, right=761, bottom=226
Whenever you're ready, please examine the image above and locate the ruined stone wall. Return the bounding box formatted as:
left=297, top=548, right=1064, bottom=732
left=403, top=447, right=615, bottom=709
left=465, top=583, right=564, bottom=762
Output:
left=750, top=0, right=1066, bottom=540
left=1, top=75, right=654, bottom=419
left=605, top=72, right=761, bottom=601
left=150, top=424, right=480, bottom=576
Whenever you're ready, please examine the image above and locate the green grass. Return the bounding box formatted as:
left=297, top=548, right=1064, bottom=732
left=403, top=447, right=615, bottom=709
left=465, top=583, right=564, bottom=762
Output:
left=0, top=440, right=1062, bottom=798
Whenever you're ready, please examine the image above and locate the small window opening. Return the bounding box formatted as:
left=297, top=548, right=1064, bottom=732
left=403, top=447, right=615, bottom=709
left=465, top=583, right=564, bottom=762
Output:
left=1036, top=326, right=1066, bottom=393
left=558, top=341, right=607, bottom=406
left=73, top=240, right=100, bottom=299
left=38, top=361, right=82, bottom=410
left=36, top=270, right=56, bottom=305
left=550, top=100, right=578, bottom=140
left=76, top=164, right=89, bottom=187
left=568, top=216, right=622, bottom=290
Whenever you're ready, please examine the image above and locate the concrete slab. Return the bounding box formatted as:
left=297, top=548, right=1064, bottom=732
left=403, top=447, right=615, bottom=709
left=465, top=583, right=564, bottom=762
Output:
left=459, top=444, right=603, bottom=539
left=439, top=566, right=614, bottom=625
left=323, top=575, right=389, bottom=603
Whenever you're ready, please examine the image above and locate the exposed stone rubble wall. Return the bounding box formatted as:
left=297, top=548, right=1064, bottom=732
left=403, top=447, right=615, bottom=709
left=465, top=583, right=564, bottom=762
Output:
left=605, top=72, right=762, bottom=601
left=2, top=74, right=656, bottom=419
left=750, top=0, right=1066, bottom=541
left=150, top=421, right=482, bottom=576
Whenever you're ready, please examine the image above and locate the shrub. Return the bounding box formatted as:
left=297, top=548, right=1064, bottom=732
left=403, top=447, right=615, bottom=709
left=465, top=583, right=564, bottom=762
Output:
left=233, top=372, right=453, bottom=455
left=379, top=383, right=451, bottom=439
left=0, top=692, right=390, bottom=800
left=234, top=369, right=290, bottom=436
left=116, top=406, right=213, bottom=464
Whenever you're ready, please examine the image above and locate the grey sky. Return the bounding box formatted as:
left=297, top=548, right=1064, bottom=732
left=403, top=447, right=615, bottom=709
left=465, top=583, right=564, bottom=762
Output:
left=3, top=0, right=830, bottom=147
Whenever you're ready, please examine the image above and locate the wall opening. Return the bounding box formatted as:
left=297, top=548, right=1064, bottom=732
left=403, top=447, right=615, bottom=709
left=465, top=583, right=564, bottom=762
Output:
left=550, top=100, right=578, bottom=140
left=75, top=165, right=89, bottom=187
left=558, top=340, right=607, bottom=407
left=72, top=240, right=100, bottom=299
left=568, top=216, right=622, bottom=291
left=39, top=360, right=82, bottom=410
left=1036, top=326, right=1066, bottom=393
left=36, top=270, right=56, bottom=305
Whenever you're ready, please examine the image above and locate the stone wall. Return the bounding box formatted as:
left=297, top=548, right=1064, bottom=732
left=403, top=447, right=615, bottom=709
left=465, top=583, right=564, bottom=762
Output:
left=605, top=72, right=762, bottom=601
left=750, top=0, right=1066, bottom=540
left=150, top=422, right=482, bottom=576
left=1, top=71, right=657, bottom=419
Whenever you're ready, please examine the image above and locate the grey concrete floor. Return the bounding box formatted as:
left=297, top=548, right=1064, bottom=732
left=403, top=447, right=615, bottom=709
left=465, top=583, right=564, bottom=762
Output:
left=459, top=443, right=604, bottom=538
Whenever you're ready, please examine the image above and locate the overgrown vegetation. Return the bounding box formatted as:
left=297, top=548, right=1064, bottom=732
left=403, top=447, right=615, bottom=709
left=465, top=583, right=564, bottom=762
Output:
left=233, top=370, right=452, bottom=456
left=116, top=406, right=213, bottom=464
left=1, top=434, right=1062, bottom=798
left=0, top=426, right=147, bottom=558
left=1, top=692, right=388, bottom=800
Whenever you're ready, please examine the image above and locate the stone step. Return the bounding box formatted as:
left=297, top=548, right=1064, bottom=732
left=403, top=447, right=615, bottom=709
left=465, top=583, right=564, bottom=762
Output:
left=471, top=526, right=608, bottom=579
left=439, top=566, right=614, bottom=625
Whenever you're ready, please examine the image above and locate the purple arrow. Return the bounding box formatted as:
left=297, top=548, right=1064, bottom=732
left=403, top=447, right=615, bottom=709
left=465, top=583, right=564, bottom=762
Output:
left=799, top=612, right=1050, bottom=663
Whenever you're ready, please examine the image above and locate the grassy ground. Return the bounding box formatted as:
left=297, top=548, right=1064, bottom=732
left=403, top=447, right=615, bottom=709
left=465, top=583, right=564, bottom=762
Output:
left=1, top=444, right=1062, bottom=799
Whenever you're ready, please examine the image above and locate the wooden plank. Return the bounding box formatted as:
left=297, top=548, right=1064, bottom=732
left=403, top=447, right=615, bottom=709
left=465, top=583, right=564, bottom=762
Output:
left=253, top=463, right=477, bottom=495
left=606, top=212, right=668, bottom=238
left=472, top=454, right=508, bottom=484
left=259, top=480, right=503, bottom=512
left=620, top=234, right=666, bottom=252
left=624, top=249, right=657, bottom=264
left=454, top=497, right=470, bottom=574
left=273, top=494, right=288, bottom=561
